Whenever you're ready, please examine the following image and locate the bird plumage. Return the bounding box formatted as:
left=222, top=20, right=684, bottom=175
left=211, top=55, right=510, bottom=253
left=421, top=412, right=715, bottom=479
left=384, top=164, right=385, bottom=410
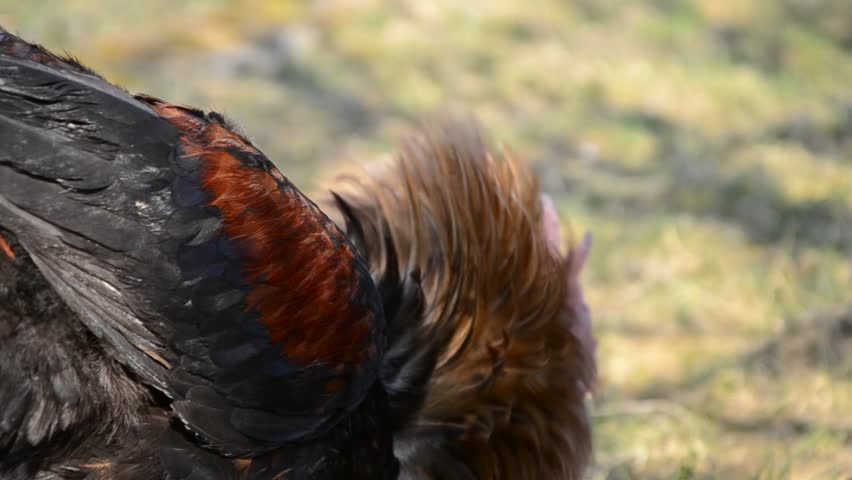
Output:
left=0, top=26, right=399, bottom=479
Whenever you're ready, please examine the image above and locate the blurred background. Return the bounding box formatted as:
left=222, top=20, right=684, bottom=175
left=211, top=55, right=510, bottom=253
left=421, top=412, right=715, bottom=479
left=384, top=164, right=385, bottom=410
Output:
left=2, top=1, right=851, bottom=478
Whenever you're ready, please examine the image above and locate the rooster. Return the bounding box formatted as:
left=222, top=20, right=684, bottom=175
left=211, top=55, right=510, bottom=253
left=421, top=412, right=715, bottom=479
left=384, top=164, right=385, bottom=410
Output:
left=0, top=27, right=594, bottom=480
left=325, top=121, right=595, bottom=479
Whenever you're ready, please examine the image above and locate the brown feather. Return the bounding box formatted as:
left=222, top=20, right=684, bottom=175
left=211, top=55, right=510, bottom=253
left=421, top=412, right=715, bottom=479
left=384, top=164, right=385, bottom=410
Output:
left=0, top=233, right=15, bottom=260
left=324, top=117, right=596, bottom=479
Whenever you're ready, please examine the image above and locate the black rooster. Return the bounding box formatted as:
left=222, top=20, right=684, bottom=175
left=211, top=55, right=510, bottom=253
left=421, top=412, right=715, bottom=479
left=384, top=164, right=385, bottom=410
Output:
left=0, top=27, right=595, bottom=480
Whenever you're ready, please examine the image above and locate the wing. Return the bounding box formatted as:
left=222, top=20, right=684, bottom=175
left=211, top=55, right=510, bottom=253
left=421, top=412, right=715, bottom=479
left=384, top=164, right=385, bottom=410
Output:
left=0, top=28, right=384, bottom=456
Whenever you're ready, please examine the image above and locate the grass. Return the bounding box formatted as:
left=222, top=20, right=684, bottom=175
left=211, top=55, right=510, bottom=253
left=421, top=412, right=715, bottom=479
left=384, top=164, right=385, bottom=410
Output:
left=2, top=0, right=851, bottom=478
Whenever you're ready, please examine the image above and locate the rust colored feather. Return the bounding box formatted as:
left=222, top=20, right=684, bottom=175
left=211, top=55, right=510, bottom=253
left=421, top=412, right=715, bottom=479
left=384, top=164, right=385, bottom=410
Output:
left=149, top=99, right=374, bottom=367
left=0, top=233, right=15, bottom=260
left=325, top=118, right=596, bottom=479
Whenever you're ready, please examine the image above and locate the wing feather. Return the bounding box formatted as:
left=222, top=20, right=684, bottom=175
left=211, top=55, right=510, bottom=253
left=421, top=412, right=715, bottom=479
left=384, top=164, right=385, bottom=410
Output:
left=0, top=27, right=384, bottom=458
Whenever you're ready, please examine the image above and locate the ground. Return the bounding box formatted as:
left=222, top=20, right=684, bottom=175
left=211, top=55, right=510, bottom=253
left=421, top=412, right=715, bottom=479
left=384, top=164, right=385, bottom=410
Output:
left=2, top=1, right=851, bottom=478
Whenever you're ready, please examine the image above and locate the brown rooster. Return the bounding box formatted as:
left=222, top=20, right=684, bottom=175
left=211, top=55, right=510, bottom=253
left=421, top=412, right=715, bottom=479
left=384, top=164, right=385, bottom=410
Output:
left=326, top=119, right=596, bottom=479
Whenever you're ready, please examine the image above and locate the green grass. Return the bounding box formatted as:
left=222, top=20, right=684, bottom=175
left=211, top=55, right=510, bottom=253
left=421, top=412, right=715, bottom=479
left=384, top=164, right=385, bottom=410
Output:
left=2, top=1, right=851, bottom=478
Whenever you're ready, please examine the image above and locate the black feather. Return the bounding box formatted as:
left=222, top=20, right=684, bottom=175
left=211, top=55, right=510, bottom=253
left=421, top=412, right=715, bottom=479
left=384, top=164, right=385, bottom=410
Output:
left=0, top=26, right=400, bottom=479
left=333, top=195, right=443, bottom=435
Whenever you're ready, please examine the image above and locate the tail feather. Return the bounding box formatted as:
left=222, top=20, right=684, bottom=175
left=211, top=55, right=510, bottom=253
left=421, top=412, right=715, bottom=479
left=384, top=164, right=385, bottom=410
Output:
left=324, top=117, right=595, bottom=479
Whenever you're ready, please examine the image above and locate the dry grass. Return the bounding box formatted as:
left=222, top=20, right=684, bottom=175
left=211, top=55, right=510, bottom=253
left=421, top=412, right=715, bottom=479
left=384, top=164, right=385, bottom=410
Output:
left=2, top=0, right=851, bottom=477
